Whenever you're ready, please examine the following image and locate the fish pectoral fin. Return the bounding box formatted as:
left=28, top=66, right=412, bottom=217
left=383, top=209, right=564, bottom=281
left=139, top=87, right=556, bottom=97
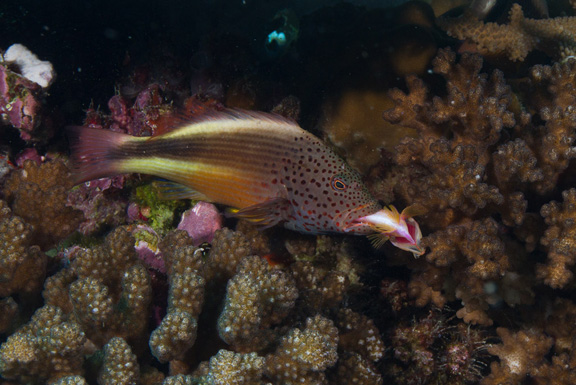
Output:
left=367, top=233, right=390, bottom=249
left=228, top=198, right=291, bottom=229
left=153, top=180, right=213, bottom=202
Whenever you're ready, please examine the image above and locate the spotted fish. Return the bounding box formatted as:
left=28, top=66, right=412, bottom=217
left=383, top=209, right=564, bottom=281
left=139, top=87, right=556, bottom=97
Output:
left=69, top=109, right=424, bottom=255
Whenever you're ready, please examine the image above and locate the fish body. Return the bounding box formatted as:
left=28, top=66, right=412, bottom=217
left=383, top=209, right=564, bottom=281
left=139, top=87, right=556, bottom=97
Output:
left=69, top=109, right=384, bottom=235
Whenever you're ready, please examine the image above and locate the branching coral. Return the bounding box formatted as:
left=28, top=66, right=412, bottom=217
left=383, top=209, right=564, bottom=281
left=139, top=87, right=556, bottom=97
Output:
left=479, top=298, right=576, bottom=384
left=524, top=59, right=576, bottom=195
left=0, top=200, right=46, bottom=300
left=192, top=350, right=265, bottom=385
left=369, top=34, right=576, bottom=381
left=383, top=49, right=514, bottom=226
left=334, top=353, right=383, bottom=385
left=336, top=308, right=385, bottom=363
left=0, top=305, right=87, bottom=383
left=145, top=228, right=377, bottom=383
left=42, top=227, right=152, bottom=347
left=331, top=309, right=384, bottom=384
left=203, top=227, right=253, bottom=282
left=438, top=4, right=576, bottom=61
left=150, top=232, right=205, bottom=365
left=375, top=49, right=523, bottom=325
left=374, top=48, right=576, bottom=329
left=6, top=2, right=576, bottom=383
left=386, top=48, right=514, bottom=150
left=287, top=235, right=363, bottom=312
left=538, top=188, right=576, bottom=288
left=52, top=376, right=89, bottom=385
left=264, top=315, right=339, bottom=384
left=98, top=337, right=140, bottom=385
left=482, top=328, right=553, bottom=385
left=3, top=159, right=83, bottom=249
left=217, top=255, right=298, bottom=351
left=0, top=199, right=47, bottom=335
left=150, top=310, right=198, bottom=364
left=1, top=227, right=156, bottom=383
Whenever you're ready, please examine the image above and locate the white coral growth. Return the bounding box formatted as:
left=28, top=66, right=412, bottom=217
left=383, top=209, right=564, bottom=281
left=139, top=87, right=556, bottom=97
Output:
left=3, top=44, right=55, bottom=88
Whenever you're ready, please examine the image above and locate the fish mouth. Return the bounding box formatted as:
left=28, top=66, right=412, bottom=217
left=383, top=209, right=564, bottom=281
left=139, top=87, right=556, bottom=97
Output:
left=336, top=203, right=377, bottom=232
left=342, top=216, right=375, bottom=233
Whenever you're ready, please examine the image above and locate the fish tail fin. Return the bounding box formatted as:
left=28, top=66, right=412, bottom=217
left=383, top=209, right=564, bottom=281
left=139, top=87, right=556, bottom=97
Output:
left=67, top=126, right=133, bottom=184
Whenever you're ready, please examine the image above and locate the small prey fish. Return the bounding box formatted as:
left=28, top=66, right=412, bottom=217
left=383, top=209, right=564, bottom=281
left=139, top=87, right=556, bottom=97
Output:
left=344, top=205, right=425, bottom=257
left=68, top=109, right=424, bottom=256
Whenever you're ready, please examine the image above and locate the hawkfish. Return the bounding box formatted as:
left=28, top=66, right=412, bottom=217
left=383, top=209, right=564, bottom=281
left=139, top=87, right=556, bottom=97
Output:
left=69, top=109, right=424, bottom=256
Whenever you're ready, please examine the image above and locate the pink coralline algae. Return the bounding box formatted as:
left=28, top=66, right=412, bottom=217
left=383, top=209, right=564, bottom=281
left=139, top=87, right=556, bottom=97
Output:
left=177, top=201, right=222, bottom=246
left=86, top=83, right=171, bottom=137
left=66, top=176, right=127, bottom=235
left=14, top=148, right=45, bottom=167
left=0, top=61, right=43, bottom=141
left=0, top=44, right=55, bottom=142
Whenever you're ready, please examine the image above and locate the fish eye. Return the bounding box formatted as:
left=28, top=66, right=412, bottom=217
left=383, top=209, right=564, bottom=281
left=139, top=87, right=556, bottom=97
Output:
left=330, top=176, right=348, bottom=191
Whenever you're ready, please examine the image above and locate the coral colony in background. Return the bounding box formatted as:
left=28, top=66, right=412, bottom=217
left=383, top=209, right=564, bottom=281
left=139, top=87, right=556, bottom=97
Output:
left=3, top=0, right=576, bottom=384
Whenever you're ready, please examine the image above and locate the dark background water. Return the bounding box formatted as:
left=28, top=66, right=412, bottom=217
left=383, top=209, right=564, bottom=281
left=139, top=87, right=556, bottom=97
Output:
left=0, top=0, right=403, bottom=129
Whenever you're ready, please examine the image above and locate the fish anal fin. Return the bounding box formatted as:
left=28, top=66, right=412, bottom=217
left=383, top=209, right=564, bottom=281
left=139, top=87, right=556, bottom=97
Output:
left=153, top=180, right=212, bottom=201
left=229, top=198, right=291, bottom=229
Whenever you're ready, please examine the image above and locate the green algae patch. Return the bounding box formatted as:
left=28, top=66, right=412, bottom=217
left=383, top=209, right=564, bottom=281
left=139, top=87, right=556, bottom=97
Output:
left=132, top=183, right=189, bottom=235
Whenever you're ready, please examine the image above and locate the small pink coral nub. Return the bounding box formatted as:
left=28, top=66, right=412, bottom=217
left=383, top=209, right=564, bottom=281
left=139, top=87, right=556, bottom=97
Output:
left=177, top=201, right=222, bottom=246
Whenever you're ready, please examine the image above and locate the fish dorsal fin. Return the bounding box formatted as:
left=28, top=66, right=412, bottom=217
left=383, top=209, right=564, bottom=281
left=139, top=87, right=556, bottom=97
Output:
left=228, top=197, right=292, bottom=229
left=153, top=107, right=302, bottom=137
left=153, top=112, right=186, bottom=136
left=153, top=180, right=213, bottom=201
left=367, top=233, right=390, bottom=249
